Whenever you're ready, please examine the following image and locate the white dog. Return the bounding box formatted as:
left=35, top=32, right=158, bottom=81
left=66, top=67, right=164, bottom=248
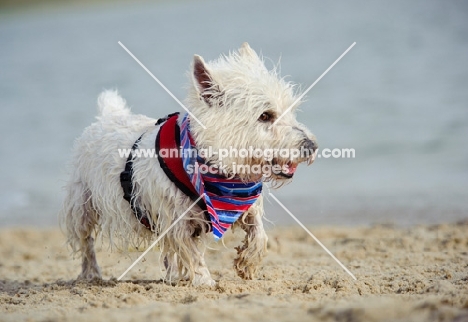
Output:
left=60, top=43, right=317, bottom=286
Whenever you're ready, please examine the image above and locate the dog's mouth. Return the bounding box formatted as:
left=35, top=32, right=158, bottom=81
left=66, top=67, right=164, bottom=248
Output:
left=271, top=160, right=298, bottom=179
left=282, top=161, right=298, bottom=178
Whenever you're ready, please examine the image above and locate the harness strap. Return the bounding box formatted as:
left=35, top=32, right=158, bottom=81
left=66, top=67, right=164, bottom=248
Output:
left=120, top=112, right=207, bottom=233
left=120, top=133, right=154, bottom=231
left=155, top=112, right=179, bottom=126
left=155, top=113, right=205, bottom=210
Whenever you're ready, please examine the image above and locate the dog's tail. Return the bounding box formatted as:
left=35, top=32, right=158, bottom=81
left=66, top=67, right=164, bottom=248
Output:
left=97, top=90, right=131, bottom=117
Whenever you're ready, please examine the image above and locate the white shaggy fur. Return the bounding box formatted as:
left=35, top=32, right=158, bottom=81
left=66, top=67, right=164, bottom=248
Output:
left=60, top=43, right=317, bottom=286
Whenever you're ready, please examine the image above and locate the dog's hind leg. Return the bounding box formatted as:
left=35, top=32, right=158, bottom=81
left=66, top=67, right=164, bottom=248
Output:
left=78, top=190, right=102, bottom=280
left=163, top=252, right=188, bottom=284
left=62, top=181, right=102, bottom=280
left=233, top=195, right=268, bottom=280
left=79, top=234, right=101, bottom=280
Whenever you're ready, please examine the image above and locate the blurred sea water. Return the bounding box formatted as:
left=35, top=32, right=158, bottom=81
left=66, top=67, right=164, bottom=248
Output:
left=0, top=0, right=467, bottom=227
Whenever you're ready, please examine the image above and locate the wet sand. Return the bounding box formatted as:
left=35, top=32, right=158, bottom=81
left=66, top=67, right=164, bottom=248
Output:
left=1, top=222, right=467, bottom=321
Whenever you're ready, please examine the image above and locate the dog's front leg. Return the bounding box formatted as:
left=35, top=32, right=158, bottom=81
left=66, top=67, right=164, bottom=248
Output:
left=233, top=195, right=268, bottom=280
left=164, top=219, right=215, bottom=287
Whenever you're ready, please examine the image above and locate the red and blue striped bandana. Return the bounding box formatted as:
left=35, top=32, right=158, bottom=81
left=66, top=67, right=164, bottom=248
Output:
left=179, top=113, right=263, bottom=240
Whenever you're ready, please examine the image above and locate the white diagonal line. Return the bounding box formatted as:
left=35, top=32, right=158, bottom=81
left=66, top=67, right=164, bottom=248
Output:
left=118, top=41, right=206, bottom=129
left=117, top=194, right=204, bottom=281
left=270, top=42, right=356, bottom=128
left=269, top=193, right=357, bottom=280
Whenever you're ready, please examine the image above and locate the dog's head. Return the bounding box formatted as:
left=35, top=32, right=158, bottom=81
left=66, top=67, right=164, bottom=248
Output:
left=186, top=43, right=317, bottom=184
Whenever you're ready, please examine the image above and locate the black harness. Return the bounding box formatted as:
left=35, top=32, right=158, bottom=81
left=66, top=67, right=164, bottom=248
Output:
left=119, top=133, right=154, bottom=230
left=119, top=113, right=180, bottom=232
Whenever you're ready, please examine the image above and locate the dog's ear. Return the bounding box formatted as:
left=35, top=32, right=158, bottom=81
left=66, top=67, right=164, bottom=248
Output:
left=239, top=42, right=260, bottom=60
left=193, top=55, right=219, bottom=106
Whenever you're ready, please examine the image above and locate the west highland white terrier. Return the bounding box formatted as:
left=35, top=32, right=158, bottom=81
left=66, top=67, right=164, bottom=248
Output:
left=60, top=43, right=317, bottom=286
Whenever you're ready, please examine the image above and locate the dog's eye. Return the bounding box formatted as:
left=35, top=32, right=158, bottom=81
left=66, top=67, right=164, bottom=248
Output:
left=258, top=112, right=273, bottom=122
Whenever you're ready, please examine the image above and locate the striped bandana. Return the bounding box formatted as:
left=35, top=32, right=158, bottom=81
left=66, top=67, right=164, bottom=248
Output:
left=179, top=113, right=263, bottom=240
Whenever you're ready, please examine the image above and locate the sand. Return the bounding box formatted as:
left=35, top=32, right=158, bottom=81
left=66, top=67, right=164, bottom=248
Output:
left=1, top=222, right=467, bottom=322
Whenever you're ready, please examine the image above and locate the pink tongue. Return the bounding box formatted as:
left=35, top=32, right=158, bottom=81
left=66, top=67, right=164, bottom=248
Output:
left=286, top=164, right=297, bottom=174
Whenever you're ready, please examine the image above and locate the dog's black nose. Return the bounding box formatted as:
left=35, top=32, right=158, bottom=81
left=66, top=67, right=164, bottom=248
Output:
left=302, top=139, right=317, bottom=152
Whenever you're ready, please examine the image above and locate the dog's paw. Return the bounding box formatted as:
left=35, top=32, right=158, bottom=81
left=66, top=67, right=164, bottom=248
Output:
left=162, top=278, right=179, bottom=286
left=192, top=274, right=216, bottom=287
left=233, top=257, right=256, bottom=280
left=77, top=271, right=102, bottom=281
left=234, top=248, right=260, bottom=280
left=163, top=273, right=189, bottom=286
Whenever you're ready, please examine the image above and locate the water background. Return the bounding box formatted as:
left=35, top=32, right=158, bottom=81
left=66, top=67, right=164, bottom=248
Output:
left=1, top=0, right=467, bottom=228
